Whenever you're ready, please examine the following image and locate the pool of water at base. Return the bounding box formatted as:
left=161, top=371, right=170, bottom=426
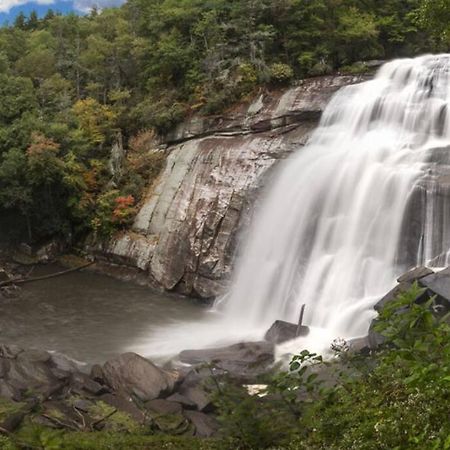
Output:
left=0, top=265, right=207, bottom=365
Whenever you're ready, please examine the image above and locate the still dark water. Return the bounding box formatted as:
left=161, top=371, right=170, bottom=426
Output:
left=0, top=266, right=206, bottom=365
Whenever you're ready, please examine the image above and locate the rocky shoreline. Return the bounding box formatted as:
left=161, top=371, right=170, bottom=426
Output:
left=0, top=346, right=221, bottom=438
left=1, top=263, right=449, bottom=442
left=0, top=338, right=284, bottom=439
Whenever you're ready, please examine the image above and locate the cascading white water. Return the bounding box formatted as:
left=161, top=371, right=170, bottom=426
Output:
left=137, top=54, right=450, bottom=358
left=221, top=54, right=450, bottom=340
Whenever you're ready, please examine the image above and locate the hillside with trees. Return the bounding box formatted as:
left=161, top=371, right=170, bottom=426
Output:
left=0, top=0, right=446, bottom=244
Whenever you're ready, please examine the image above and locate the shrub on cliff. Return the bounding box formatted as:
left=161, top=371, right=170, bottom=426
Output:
left=269, top=64, right=295, bottom=85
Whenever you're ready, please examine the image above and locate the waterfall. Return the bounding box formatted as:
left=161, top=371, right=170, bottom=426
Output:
left=138, top=54, right=450, bottom=358
left=219, top=54, right=450, bottom=345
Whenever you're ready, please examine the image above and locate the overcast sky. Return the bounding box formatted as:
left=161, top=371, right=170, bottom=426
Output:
left=0, top=0, right=126, bottom=22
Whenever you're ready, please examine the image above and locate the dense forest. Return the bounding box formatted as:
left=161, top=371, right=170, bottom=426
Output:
left=0, top=0, right=447, bottom=244
left=0, top=3, right=450, bottom=450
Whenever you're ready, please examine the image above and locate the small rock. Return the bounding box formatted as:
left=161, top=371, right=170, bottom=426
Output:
left=35, top=240, right=62, bottom=263
left=0, top=412, right=25, bottom=433
left=19, top=243, right=32, bottom=256
left=152, top=413, right=190, bottom=435
left=420, top=267, right=450, bottom=312
left=18, top=349, right=51, bottom=364
left=0, top=358, right=11, bottom=378
left=73, top=398, right=93, bottom=413
left=71, top=372, right=108, bottom=396
left=347, top=336, right=371, bottom=354
left=0, top=345, right=23, bottom=359
left=368, top=321, right=385, bottom=350
left=397, top=266, right=433, bottom=283
left=98, top=393, right=145, bottom=423
left=0, top=379, right=18, bottom=401
left=50, top=353, right=84, bottom=375
left=33, top=415, right=61, bottom=429
left=178, top=385, right=212, bottom=413
left=145, top=399, right=183, bottom=415
left=264, top=320, right=309, bottom=344
left=166, top=393, right=197, bottom=409
left=42, top=400, right=80, bottom=425
left=184, top=410, right=219, bottom=438
left=90, top=364, right=105, bottom=383
left=0, top=270, right=10, bottom=283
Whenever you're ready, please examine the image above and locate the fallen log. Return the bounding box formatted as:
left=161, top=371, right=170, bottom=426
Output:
left=0, top=261, right=95, bottom=288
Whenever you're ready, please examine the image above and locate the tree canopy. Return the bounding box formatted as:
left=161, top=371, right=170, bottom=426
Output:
left=0, top=0, right=444, bottom=243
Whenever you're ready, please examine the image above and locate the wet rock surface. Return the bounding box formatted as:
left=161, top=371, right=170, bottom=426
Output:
left=419, top=267, right=450, bottom=310
left=179, top=341, right=275, bottom=379
left=92, top=75, right=367, bottom=299
left=367, top=266, right=450, bottom=350
left=374, top=266, right=434, bottom=313
left=264, top=320, right=310, bottom=344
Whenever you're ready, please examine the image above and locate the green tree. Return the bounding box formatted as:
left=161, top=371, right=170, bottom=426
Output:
left=416, top=0, right=450, bottom=50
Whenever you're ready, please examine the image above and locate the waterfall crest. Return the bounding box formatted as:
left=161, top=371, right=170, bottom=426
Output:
left=139, top=55, right=450, bottom=357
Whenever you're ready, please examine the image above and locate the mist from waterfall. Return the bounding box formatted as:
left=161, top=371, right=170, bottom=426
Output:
left=138, top=54, right=450, bottom=358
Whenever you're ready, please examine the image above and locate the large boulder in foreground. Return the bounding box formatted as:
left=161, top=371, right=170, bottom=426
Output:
left=102, top=352, right=176, bottom=401
left=179, top=342, right=274, bottom=379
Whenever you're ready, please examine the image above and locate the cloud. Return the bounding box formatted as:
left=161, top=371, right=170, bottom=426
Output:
left=0, top=1, right=56, bottom=13
left=0, top=0, right=127, bottom=13
left=74, top=0, right=126, bottom=13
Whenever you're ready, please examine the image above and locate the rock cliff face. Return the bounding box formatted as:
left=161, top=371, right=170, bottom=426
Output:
left=95, top=75, right=366, bottom=299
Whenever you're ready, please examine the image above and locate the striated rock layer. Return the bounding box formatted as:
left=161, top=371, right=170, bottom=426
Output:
left=94, top=75, right=366, bottom=299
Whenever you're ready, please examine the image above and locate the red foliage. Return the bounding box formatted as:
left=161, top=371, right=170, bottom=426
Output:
left=112, top=195, right=136, bottom=225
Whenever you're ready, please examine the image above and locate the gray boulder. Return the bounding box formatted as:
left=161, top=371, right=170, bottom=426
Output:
left=419, top=267, right=450, bottom=312
left=0, top=270, right=10, bottom=283
left=0, top=345, right=23, bottom=359
left=397, top=266, right=434, bottom=283
left=374, top=266, right=432, bottom=312
left=145, top=398, right=183, bottom=415
left=7, top=355, right=59, bottom=395
left=102, top=353, right=176, bottom=401
left=0, top=346, right=86, bottom=401
left=179, top=341, right=274, bottom=379
left=347, top=336, right=371, bottom=354
left=98, top=392, right=145, bottom=422
left=368, top=322, right=386, bottom=350
left=368, top=266, right=443, bottom=351
left=264, top=320, right=309, bottom=344
left=70, top=372, right=109, bottom=396
left=374, top=281, right=414, bottom=312
left=178, top=385, right=212, bottom=412
left=184, top=410, right=219, bottom=437
left=166, top=392, right=197, bottom=409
